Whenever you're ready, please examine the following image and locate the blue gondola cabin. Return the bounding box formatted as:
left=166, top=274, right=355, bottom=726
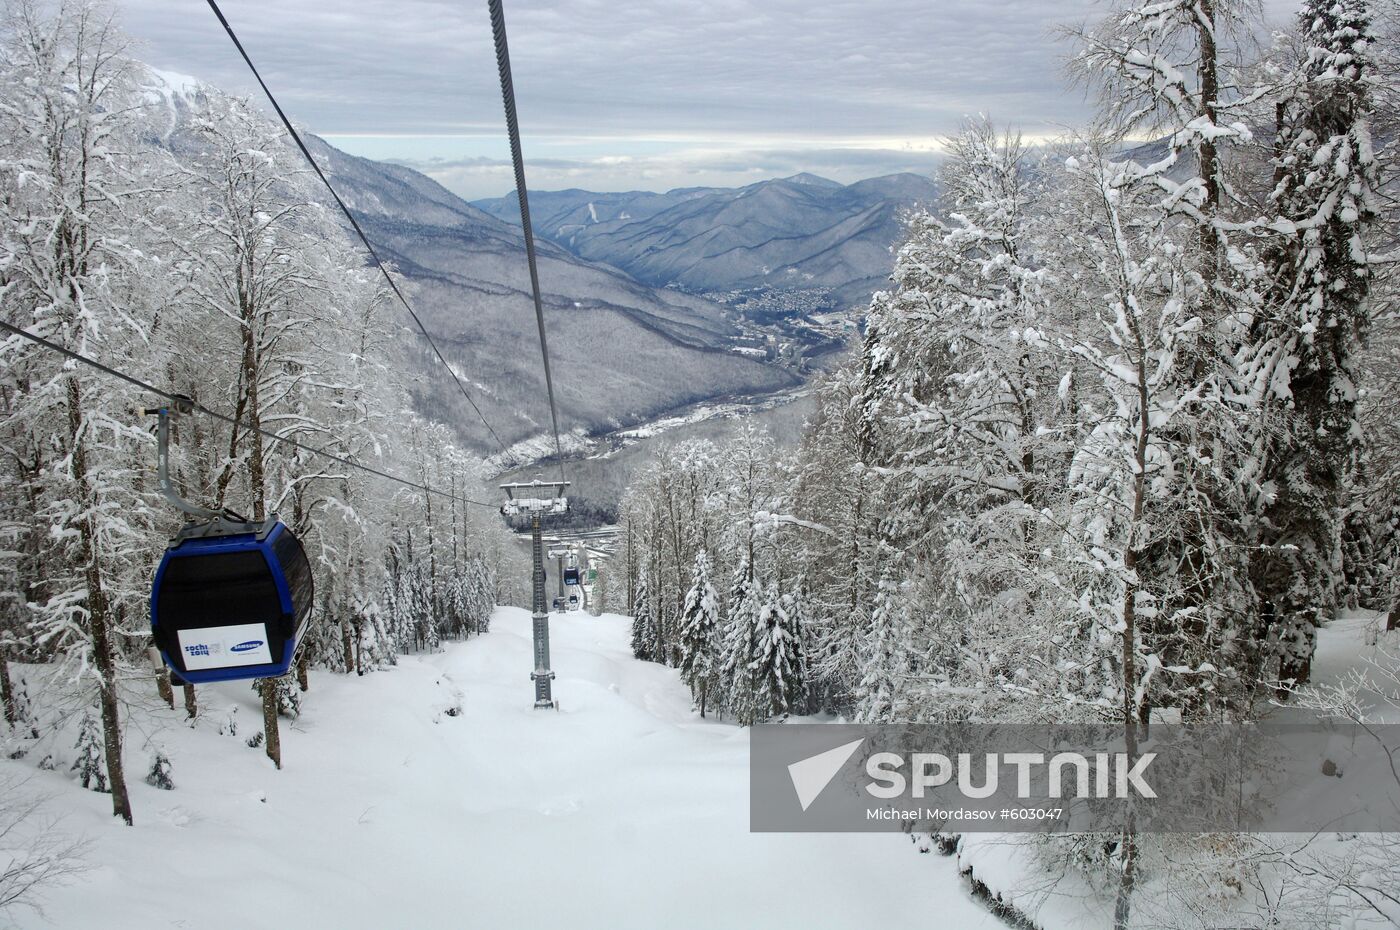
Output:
left=151, top=519, right=314, bottom=684
left=563, top=566, right=580, bottom=586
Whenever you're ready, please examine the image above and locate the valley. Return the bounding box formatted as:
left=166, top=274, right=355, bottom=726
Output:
left=472, top=171, right=941, bottom=311
left=305, top=142, right=928, bottom=492
left=496, top=379, right=821, bottom=524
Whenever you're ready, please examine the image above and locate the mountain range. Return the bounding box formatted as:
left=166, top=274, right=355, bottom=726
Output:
left=472, top=171, right=941, bottom=308
left=141, top=68, right=939, bottom=469
left=301, top=137, right=802, bottom=460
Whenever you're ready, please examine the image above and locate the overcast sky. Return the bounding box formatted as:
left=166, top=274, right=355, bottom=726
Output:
left=114, top=0, right=1297, bottom=201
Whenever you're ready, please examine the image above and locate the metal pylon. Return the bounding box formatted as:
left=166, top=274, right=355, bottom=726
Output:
left=501, top=478, right=569, bottom=709
left=528, top=511, right=554, bottom=707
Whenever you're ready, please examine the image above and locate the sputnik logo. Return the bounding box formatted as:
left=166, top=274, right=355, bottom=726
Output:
left=787, top=738, right=865, bottom=811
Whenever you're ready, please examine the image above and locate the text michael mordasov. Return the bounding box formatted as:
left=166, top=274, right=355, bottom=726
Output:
left=866, top=806, right=1067, bottom=822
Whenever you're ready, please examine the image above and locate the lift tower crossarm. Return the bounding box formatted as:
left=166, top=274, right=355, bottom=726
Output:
left=500, top=479, right=570, bottom=708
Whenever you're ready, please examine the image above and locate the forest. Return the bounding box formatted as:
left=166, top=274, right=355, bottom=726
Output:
left=602, top=0, right=1400, bottom=924
left=1, top=0, right=1399, bottom=926
left=0, top=0, right=522, bottom=826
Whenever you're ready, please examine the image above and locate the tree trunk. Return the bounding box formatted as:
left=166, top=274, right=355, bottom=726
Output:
left=1113, top=813, right=1138, bottom=930
left=0, top=649, right=14, bottom=727
left=1113, top=303, right=1151, bottom=930
left=354, top=618, right=365, bottom=676
left=149, top=640, right=175, bottom=709
left=424, top=488, right=438, bottom=639
left=341, top=618, right=355, bottom=673
left=1195, top=0, right=1222, bottom=292
left=260, top=678, right=282, bottom=769
left=212, top=368, right=249, bottom=508
left=67, top=377, right=132, bottom=825
left=156, top=668, right=174, bottom=710
left=1115, top=555, right=1142, bottom=930
left=297, top=651, right=310, bottom=692
left=625, top=515, right=636, bottom=614
left=183, top=682, right=198, bottom=720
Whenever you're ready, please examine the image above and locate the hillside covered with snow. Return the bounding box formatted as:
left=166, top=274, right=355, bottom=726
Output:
left=1, top=609, right=1002, bottom=930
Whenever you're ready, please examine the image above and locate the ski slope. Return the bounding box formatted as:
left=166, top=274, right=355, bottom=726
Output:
left=9, top=608, right=1001, bottom=930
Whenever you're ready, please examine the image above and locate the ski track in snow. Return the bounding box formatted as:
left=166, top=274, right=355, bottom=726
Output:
left=8, top=608, right=1001, bottom=930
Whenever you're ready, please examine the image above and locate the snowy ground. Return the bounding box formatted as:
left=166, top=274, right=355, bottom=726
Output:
left=954, top=610, right=1400, bottom=930
left=5, top=608, right=1002, bottom=930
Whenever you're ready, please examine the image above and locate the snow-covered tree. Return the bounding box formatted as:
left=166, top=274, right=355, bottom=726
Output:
left=630, top=575, right=658, bottom=662
left=70, top=710, right=106, bottom=792
left=861, top=119, right=1057, bottom=515
left=677, top=551, right=721, bottom=716
left=855, top=575, right=913, bottom=723
left=0, top=0, right=156, bottom=824
left=589, top=563, right=609, bottom=617
left=1070, top=0, right=1274, bottom=729
left=717, top=557, right=759, bottom=725
left=145, top=750, right=174, bottom=790
left=0, top=0, right=515, bottom=822
left=750, top=583, right=807, bottom=721
left=170, top=93, right=334, bottom=770
left=1246, top=0, right=1384, bottom=684
left=790, top=367, right=882, bottom=711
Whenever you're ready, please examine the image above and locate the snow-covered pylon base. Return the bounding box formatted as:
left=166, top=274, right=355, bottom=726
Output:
left=7, top=608, right=1000, bottom=930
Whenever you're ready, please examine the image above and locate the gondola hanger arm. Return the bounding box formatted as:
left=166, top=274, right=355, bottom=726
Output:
left=141, top=399, right=250, bottom=526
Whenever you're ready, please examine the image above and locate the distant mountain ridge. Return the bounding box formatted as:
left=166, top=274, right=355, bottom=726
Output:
left=303, top=139, right=802, bottom=458
left=472, top=172, right=942, bottom=308
left=138, top=66, right=796, bottom=460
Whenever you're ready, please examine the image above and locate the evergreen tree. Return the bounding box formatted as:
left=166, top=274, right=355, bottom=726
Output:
left=1247, top=0, right=1382, bottom=686
left=145, top=750, right=174, bottom=790
left=751, top=583, right=808, bottom=721
left=677, top=551, right=721, bottom=716
left=718, top=561, right=760, bottom=726
left=630, top=576, right=658, bottom=662
left=71, top=710, right=107, bottom=793
left=779, top=587, right=812, bottom=715
left=855, top=575, right=911, bottom=723
left=590, top=565, right=609, bottom=617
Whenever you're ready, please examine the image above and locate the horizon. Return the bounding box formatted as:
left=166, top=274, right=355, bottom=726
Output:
left=116, top=0, right=1300, bottom=200
left=378, top=161, right=936, bottom=203
left=318, top=133, right=950, bottom=201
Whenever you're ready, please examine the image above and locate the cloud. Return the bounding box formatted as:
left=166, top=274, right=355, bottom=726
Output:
left=112, top=0, right=1305, bottom=198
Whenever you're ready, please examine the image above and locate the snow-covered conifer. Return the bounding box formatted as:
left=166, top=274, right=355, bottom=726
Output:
left=717, top=559, right=758, bottom=724
left=678, top=551, right=721, bottom=715
left=1247, top=0, right=1383, bottom=685
left=751, top=583, right=807, bottom=721
left=630, top=576, right=658, bottom=662
left=855, top=576, right=912, bottom=723
left=145, top=750, right=174, bottom=790
left=71, top=711, right=107, bottom=793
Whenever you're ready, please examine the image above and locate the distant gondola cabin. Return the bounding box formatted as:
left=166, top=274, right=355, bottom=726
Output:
left=151, top=519, right=314, bottom=684
left=563, top=566, right=581, bottom=586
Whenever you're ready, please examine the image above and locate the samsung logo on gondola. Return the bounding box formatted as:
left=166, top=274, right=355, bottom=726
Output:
left=231, top=640, right=265, bottom=653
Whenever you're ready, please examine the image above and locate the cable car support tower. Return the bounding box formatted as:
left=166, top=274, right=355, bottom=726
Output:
left=501, top=480, right=569, bottom=708
left=489, top=0, right=581, bottom=708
